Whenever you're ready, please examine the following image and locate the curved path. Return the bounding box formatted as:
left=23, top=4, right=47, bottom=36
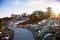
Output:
left=8, top=25, right=35, bottom=40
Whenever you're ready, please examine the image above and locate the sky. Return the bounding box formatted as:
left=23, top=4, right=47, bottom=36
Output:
left=0, top=0, right=60, bottom=18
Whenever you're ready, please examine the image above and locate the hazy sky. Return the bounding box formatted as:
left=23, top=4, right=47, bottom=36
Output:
left=0, top=0, right=60, bottom=18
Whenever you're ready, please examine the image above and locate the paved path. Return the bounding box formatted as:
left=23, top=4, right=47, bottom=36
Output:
left=8, top=25, right=35, bottom=40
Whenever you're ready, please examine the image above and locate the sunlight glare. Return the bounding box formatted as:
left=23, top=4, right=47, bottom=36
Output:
left=53, top=9, right=60, bottom=15
left=54, top=11, right=60, bottom=15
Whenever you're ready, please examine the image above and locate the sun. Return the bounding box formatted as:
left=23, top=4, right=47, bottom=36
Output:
left=54, top=13, right=59, bottom=15
left=52, top=9, right=60, bottom=15
left=51, top=7, right=60, bottom=15
left=54, top=11, right=60, bottom=15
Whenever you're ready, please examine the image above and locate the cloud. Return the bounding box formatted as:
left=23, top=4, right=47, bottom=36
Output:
left=0, top=0, right=60, bottom=18
left=6, top=0, right=60, bottom=15
left=21, top=0, right=60, bottom=13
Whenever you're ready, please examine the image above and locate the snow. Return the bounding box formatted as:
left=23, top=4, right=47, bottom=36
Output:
left=14, top=18, right=29, bottom=25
